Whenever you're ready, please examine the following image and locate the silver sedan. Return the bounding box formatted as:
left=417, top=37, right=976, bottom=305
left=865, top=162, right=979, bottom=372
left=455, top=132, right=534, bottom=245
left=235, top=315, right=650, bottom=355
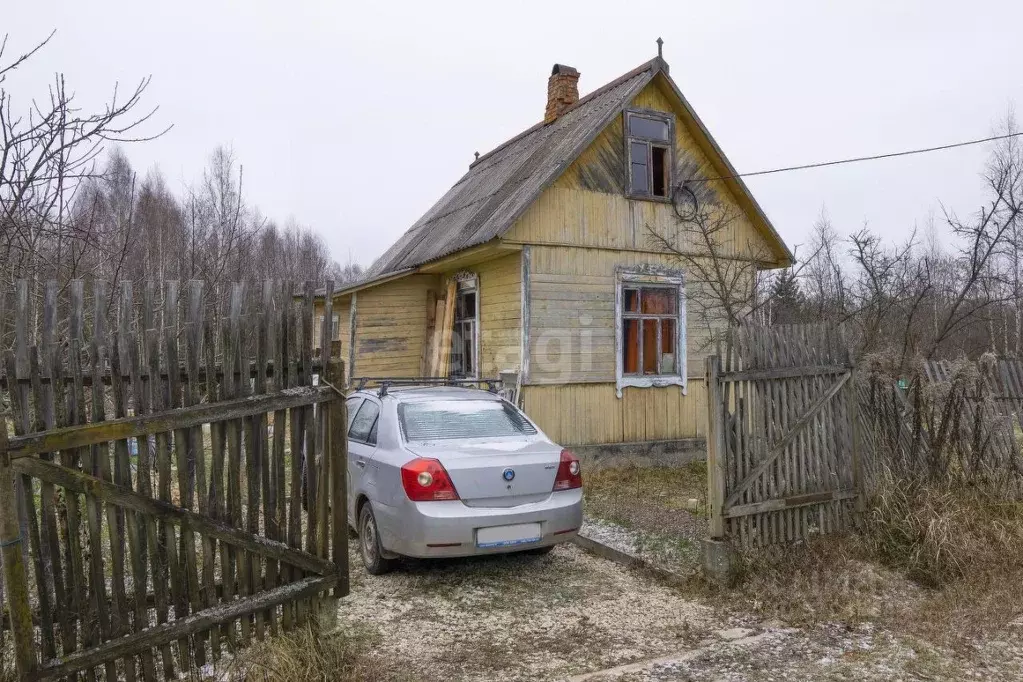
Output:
left=345, top=385, right=583, bottom=574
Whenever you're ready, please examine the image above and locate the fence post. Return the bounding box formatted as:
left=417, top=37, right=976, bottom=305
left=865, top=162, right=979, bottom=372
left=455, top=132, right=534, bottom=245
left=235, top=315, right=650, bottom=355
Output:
left=705, top=355, right=725, bottom=538
left=327, top=358, right=349, bottom=600
left=702, top=354, right=736, bottom=586
left=848, top=365, right=866, bottom=517
left=0, top=429, right=36, bottom=675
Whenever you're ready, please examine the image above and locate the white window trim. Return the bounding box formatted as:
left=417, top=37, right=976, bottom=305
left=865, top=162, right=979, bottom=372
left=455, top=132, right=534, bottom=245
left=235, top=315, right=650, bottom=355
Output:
left=614, top=267, right=687, bottom=398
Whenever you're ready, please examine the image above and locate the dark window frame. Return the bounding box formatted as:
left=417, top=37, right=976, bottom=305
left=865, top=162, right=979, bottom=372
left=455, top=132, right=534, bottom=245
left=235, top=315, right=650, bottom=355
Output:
left=624, top=109, right=675, bottom=202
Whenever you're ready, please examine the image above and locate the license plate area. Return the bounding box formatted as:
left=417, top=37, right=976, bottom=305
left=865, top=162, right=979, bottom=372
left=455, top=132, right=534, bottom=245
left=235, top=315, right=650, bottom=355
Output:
left=476, top=522, right=542, bottom=548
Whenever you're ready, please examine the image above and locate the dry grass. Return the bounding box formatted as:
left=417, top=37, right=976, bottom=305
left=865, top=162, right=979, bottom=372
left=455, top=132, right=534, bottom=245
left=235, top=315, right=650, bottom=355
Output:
left=583, top=462, right=709, bottom=568
left=584, top=462, right=707, bottom=526
left=585, top=461, right=707, bottom=507
left=864, top=471, right=1023, bottom=588
left=230, top=625, right=405, bottom=682
left=229, top=622, right=404, bottom=682
left=706, top=475, right=1023, bottom=650
left=717, top=532, right=916, bottom=626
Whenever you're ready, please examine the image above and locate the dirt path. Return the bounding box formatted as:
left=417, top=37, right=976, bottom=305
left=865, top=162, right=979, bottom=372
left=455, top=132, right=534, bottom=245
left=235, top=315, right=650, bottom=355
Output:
left=334, top=543, right=1023, bottom=681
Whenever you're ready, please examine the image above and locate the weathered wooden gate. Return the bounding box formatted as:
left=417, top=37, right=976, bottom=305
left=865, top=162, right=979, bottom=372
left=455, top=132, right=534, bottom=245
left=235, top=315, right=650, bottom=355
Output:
left=705, top=324, right=863, bottom=547
left=0, top=279, right=349, bottom=680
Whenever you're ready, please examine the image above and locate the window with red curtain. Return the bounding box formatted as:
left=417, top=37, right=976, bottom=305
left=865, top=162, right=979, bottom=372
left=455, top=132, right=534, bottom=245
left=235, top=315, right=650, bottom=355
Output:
left=620, top=286, right=679, bottom=376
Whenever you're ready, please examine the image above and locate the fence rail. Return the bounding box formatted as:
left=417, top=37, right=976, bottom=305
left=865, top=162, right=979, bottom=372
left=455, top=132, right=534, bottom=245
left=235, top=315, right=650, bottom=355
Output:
left=1, top=278, right=349, bottom=681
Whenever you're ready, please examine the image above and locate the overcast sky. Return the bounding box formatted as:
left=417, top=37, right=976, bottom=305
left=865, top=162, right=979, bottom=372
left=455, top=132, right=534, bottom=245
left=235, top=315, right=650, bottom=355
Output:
left=6, top=1, right=1022, bottom=267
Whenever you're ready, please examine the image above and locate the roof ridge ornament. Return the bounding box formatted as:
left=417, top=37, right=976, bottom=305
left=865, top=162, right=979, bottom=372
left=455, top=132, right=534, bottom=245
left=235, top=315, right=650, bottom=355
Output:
left=656, top=37, right=663, bottom=59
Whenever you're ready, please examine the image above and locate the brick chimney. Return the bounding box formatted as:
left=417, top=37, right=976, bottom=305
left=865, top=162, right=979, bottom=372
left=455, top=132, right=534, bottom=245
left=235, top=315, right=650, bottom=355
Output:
left=544, top=64, right=580, bottom=124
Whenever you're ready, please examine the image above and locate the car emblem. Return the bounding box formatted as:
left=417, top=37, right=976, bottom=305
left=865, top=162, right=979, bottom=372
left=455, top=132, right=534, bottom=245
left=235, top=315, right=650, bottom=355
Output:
left=502, top=468, right=515, bottom=482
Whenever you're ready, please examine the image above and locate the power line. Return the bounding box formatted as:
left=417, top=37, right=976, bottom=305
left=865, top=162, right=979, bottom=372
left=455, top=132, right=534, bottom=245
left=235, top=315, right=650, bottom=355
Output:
left=694, top=130, right=1023, bottom=183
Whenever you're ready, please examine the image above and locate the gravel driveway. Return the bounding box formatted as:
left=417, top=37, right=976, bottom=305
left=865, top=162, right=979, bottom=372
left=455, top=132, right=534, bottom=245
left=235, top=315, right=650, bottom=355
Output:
left=333, top=542, right=1022, bottom=681
left=336, top=542, right=719, bottom=681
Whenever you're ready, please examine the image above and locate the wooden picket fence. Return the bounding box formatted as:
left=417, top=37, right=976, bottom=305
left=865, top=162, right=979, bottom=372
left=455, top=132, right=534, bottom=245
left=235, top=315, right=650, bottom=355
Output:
left=705, top=324, right=863, bottom=547
left=0, top=279, right=349, bottom=681
left=853, top=358, right=1023, bottom=498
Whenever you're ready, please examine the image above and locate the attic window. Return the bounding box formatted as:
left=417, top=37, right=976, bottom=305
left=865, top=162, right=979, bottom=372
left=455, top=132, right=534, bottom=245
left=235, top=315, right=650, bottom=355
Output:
left=626, top=111, right=673, bottom=199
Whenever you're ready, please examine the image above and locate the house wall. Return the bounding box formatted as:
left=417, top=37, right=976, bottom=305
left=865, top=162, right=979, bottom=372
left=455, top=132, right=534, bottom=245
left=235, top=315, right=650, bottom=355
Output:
left=335, top=296, right=351, bottom=365
left=508, top=77, right=771, bottom=446
left=472, top=253, right=522, bottom=377
left=346, top=274, right=440, bottom=378
left=526, top=245, right=726, bottom=381
left=519, top=244, right=716, bottom=445
left=522, top=382, right=706, bottom=446
left=505, top=81, right=775, bottom=260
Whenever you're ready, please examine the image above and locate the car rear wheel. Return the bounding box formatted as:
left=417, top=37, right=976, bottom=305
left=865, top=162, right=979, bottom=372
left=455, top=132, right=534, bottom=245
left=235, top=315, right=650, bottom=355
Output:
left=359, top=504, right=395, bottom=575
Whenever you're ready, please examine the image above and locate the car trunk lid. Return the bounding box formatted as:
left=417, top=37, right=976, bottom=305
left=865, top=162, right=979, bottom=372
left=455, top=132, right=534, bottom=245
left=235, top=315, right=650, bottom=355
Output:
left=406, top=439, right=561, bottom=506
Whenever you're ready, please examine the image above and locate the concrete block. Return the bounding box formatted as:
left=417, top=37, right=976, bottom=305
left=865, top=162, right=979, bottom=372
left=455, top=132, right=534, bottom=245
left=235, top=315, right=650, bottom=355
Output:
left=701, top=537, right=738, bottom=587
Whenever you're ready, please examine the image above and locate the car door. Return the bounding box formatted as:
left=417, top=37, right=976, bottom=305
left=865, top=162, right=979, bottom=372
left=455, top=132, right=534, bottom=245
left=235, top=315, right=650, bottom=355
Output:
left=347, top=397, right=381, bottom=524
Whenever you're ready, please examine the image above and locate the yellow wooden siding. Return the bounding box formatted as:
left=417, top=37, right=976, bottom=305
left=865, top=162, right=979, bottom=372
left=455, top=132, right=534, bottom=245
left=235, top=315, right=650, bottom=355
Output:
left=472, top=253, right=522, bottom=377
left=335, top=296, right=351, bottom=370
left=350, top=274, right=439, bottom=378
left=527, top=245, right=728, bottom=383
left=522, top=380, right=707, bottom=445
left=504, top=79, right=774, bottom=261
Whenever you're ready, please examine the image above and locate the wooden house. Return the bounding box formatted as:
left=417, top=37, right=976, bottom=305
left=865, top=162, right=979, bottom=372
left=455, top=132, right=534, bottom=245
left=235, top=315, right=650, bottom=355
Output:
left=320, top=51, right=792, bottom=453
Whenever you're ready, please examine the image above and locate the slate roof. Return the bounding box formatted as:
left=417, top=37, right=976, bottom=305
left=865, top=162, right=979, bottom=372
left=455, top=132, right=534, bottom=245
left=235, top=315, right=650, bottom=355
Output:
left=366, top=61, right=658, bottom=277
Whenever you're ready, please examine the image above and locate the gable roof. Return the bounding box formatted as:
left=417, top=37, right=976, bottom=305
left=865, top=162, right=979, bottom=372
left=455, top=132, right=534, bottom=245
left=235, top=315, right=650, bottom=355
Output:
left=367, top=57, right=792, bottom=279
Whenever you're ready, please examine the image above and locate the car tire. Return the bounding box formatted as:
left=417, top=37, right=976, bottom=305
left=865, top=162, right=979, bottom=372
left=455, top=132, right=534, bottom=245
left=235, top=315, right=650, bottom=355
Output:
left=358, top=504, right=395, bottom=575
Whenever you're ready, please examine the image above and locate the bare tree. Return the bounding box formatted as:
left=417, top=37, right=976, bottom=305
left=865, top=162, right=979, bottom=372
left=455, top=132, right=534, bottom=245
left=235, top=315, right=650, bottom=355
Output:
left=0, top=31, right=166, bottom=290
left=646, top=170, right=820, bottom=354
left=646, top=176, right=772, bottom=353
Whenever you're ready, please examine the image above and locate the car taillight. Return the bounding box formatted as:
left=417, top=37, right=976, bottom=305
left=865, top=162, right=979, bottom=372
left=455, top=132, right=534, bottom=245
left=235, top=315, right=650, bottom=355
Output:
left=401, top=458, right=460, bottom=502
left=553, top=449, right=582, bottom=491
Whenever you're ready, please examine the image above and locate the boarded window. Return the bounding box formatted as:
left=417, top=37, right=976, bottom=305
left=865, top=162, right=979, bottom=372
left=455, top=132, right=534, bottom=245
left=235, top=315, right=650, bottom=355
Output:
left=620, top=285, right=681, bottom=377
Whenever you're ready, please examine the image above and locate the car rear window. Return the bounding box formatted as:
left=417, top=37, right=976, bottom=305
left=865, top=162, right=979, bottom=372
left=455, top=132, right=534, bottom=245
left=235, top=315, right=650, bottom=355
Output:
left=399, top=400, right=538, bottom=441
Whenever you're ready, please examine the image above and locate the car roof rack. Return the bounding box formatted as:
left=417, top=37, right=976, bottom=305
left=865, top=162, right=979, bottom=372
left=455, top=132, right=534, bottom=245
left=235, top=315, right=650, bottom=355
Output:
left=352, top=376, right=502, bottom=398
